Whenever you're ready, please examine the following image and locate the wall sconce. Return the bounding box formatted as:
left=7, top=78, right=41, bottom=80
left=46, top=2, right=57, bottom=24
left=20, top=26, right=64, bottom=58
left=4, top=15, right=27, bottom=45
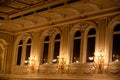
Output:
left=93, top=50, right=104, bottom=73
left=56, top=55, right=68, bottom=74
left=25, top=56, right=38, bottom=73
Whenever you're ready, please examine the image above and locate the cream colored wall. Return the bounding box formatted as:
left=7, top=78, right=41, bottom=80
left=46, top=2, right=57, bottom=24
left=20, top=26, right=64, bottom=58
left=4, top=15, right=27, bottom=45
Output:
left=0, top=14, right=120, bottom=80
left=31, top=32, right=41, bottom=65
left=0, top=33, right=14, bottom=74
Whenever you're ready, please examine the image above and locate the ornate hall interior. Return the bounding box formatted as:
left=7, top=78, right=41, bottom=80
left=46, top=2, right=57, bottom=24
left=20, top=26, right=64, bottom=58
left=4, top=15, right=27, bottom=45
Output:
left=0, top=0, right=120, bottom=80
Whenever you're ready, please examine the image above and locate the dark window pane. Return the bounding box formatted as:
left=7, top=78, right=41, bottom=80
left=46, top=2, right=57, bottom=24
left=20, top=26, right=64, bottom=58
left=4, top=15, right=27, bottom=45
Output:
left=45, top=36, right=49, bottom=41
left=86, top=37, right=95, bottom=62
left=53, top=42, right=60, bottom=60
left=88, top=28, right=96, bottom=35
left=74, top=31, right=81, bottom=37
left=112, top=34, right=120, bottom=61
left=17, top=46, right=22, bottom=65
left=25, top=45, right=31, bottom=65
left=42, top=43, right=49, bottom=64
left=19, top=40, right=23, bottom=45
left=55, top=34, right=61, bottom=39
left=72, top=39, right=80, bottom=63
left=27, top=39, right=31, bottom=44
left=114, top=24, right=120, bottom=32
left=25, top=46, right=31, bottom=60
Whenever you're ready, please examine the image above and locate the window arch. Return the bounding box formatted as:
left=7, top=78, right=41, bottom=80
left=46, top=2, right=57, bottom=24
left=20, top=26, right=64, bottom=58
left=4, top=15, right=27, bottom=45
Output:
left=42, top=36, right=49, bottom=64
left=86, top=28, right=96, bottom=62
left=16, top=37, right=32, bottom=65
left=53, top=34, right=61, bottom=63
left=72, top=30, right=81, bottom=63
left=112, top=24, right=120, bottom=61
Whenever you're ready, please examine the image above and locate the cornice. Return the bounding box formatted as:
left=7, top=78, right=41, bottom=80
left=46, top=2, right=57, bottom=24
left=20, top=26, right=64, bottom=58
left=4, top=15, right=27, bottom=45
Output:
left=1, top=6, right=119, bottom=35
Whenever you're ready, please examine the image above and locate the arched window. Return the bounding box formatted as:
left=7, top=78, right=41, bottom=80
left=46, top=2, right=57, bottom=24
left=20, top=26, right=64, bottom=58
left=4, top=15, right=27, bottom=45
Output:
left=53, top=34, right=61, bottom=63
left=42, top=36, right=49, bottom=64
left=86, top=28, right=96, bottom=62
left=72, top=30, right=81, bottom=63
left=16, top=38, right=32, bottom=65
left=112, top=24, right=120, bottom=61
left=17, top=40, right=23, bottom=65
left=25, top=39, right=31, bottom=65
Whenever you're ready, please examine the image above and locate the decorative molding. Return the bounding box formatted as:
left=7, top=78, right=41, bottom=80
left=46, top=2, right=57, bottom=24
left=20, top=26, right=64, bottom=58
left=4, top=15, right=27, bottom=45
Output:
left=48, top=29, right=56, bottom=37
left=12, top=66, right=28, bottom=74
left=108, top=62, right=120, bottom=74
left=83, top=63, right=95, bottom=74
left=68, top=67, right=78, bottom=74
left=79, top=24, right=88, bottom=31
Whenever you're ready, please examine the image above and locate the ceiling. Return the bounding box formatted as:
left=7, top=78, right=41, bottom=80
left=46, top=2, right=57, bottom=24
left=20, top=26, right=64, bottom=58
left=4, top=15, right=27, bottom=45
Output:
left=0, top=0, right=120, bottom=33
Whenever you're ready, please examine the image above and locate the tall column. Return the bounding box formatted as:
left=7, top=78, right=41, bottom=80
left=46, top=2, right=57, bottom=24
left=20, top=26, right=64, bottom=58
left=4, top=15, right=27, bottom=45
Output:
left=48, top=30, right=55, bottom=64
left=80, top=24, right=87, bottom=63
left=48, top=35, right=53, bottom=64
left=61, top=25, right=69, bottom=64
left=98, top=18, right=107, bottom=63
left=5, top=35, right=14, bottom=74
left=81, top=30, right=85, bottom=63
left=2, top=44, right=8, bottom=74
left=31, top=32, right=40, bottom=65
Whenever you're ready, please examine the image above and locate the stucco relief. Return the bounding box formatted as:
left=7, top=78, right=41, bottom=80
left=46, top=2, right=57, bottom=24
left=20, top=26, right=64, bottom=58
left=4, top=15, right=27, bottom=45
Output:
left=12, top=66, right=28, bottom=74
left=68, top=67, right=78, bottom=74
left=108, top=62, right=120, bottom=74
left=11, top=62, right=120, bottom=77
left=38, top=64, right=49, bottom=74
left=49, top=65, right=58, bottom=74
left=83, top=63, right=95, bottom=74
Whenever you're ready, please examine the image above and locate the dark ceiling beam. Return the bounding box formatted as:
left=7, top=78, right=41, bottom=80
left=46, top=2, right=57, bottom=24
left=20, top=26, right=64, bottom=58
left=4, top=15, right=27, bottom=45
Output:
left=0, top=11, right=9, bottom=15
left=15, top=0, right=31, bottom=6
left=5, top=5, right=20, bottom=10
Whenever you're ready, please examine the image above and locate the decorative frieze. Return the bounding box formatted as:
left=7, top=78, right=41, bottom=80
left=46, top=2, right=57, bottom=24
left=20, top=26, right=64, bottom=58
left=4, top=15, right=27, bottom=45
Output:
left=108, top=61, right=120, bottom=74
left=83, top=63, right=95, bottom=74
left=12, top=66, right=28, bottom=75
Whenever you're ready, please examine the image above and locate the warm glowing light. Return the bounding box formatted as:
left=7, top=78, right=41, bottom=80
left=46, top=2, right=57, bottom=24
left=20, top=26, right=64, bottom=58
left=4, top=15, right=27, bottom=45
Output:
left=89, top=56, right=94, bottom=61
left=53, top=59, right=57, bottom=62
left=56, top=55, right=67, bottom=73
left=26, top=56, right=38, bottom=73
left=93, top=49, right=104, bottom=73
left=24, top=60, right=28, bottom=64
left=75, top=60, right=79, bottom=63
left=115, top=59, right=119, bottom=62
left=112, top=54, right=115, bottom=57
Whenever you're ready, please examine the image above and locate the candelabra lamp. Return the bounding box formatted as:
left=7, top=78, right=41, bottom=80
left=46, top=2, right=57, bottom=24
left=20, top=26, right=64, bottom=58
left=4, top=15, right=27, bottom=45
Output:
left=56, top=56, right=67, bottom=74
left=25, top=56, right=38, bottom=73
left=93, top=51, right=104, bottom=74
